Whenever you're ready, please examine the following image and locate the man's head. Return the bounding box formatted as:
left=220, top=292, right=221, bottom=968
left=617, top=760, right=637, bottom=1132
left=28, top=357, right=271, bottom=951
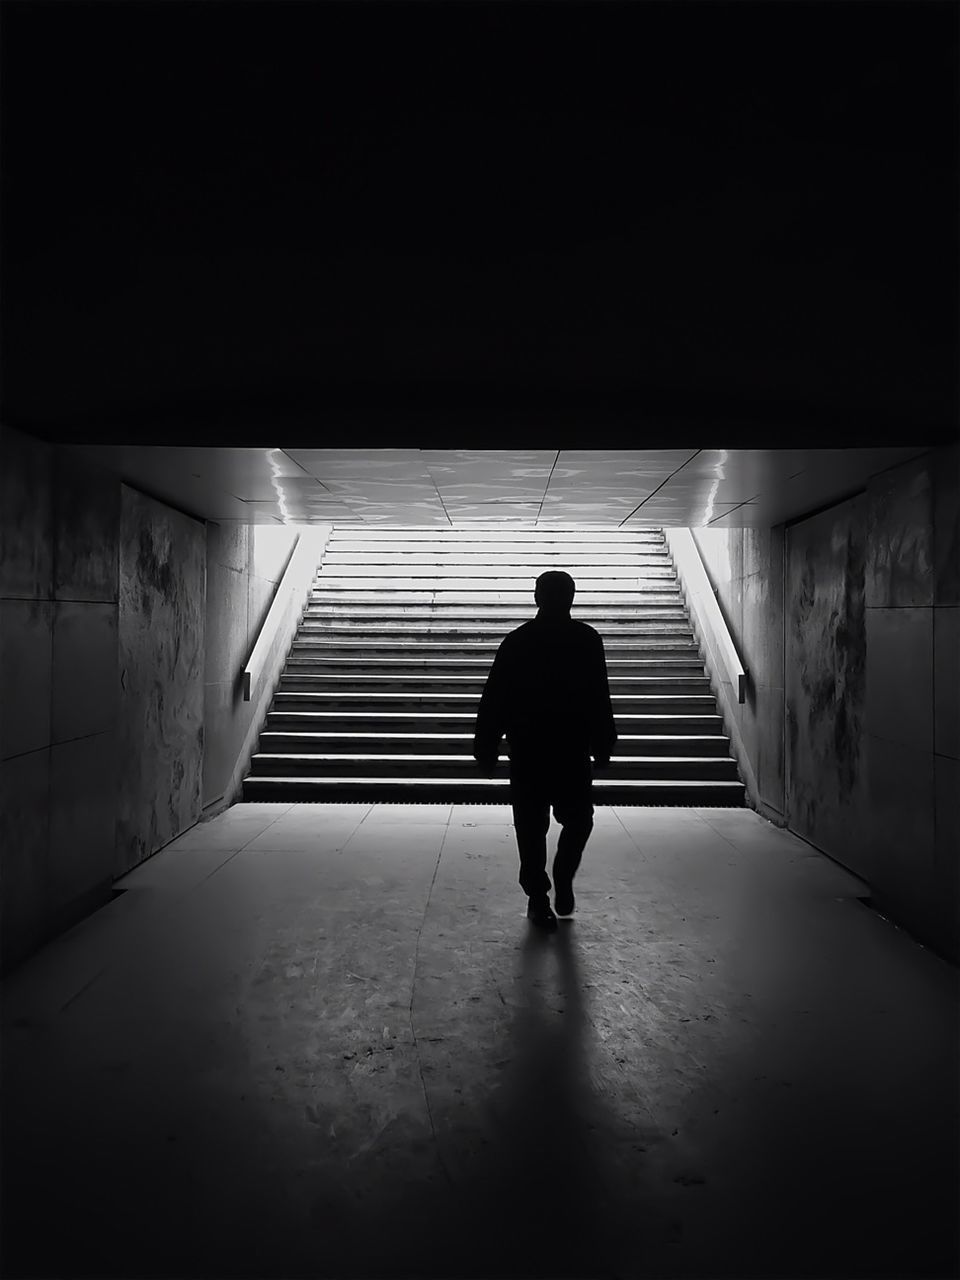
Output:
left=534, top=569, right=576, bottom=614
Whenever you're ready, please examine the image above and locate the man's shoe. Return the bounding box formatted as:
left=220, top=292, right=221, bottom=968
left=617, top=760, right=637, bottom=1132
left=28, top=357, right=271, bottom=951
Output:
left=527, top=896, right=558, bottom=931
left=554, top=881, right=575, bottom=917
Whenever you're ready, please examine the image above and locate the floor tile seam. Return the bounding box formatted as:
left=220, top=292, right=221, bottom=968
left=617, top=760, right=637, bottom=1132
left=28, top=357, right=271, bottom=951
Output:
left=146, top=803, right=307, bottom=905
left=348, top=802, right=379, bottom=841
left=610, top=807, right=651, bottom=862
left=302, top=801, right=379, bottom=856
left=49, top=826, right=277, bottom=1014
left=694, top=807, right=770, bottom=861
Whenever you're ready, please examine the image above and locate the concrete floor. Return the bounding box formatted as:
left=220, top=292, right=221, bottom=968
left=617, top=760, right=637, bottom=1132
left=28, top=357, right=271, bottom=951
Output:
left=1, top=804, right=957, bottom=1280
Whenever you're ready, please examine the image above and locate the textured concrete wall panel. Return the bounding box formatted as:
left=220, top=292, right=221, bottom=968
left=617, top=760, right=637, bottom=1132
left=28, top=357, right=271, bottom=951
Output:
left=0, top=427, right=53, bottom=599
left=248, top=571, right=278, bottom=655
left=51, top=601, right=119, bottom=744
left=934, top=607, right=959, bottom=761
left=868, top=735, right=936, bottom=929
left=0, top=599, right=54, bottom=760
left=252, top=526, right=298, bottom=584
left=785, top=495, right=868, bottom=877
left=740, top=530, right=785, bottom=815
left=208, top=520, right=249, bottom=575
left=52, top=449, right=120, bottom=602
left=865, top=455, right=934, bottom=608
left=201, top=523, right=299, bottom=809
left=865, top=447, right=958, bottom=960
left=0, top=750, right=51, bottom=969
left=690, top=525, right=785, bottom=819
left=117, top=486, right=205, bottom=875
left=932, top=445, right=959, bottom=606
left=202, top=523, right=252, bottom=810
left=865, top=607, right=933, bottom=753
left=48, top=731, right=117, bottom=912
left=205, top=555, right=251, bottom=684
left=933, top=756, right=960, bottom=955
left=1, top=428, right=123, bottom=971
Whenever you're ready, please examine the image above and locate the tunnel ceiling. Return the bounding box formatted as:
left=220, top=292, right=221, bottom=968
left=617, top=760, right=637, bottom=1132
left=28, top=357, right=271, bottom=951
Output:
left=66, top=445, right=926, bottom=528
left=1, top=2, right=957, bottom=450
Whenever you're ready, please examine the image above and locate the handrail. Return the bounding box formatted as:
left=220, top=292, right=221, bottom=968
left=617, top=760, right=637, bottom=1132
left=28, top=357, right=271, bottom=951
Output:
left=664, top=528, right=747, bottom=703
left=242, top=527, right=327, bottom=701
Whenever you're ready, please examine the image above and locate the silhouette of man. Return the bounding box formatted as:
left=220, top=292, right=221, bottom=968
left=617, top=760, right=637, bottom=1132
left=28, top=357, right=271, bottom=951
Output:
left=473, top=570, right=617, bottom=930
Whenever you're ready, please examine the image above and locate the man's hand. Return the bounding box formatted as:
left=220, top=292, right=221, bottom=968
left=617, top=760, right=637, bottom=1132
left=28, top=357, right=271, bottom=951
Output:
left=474, top=755, right=499, bottom=777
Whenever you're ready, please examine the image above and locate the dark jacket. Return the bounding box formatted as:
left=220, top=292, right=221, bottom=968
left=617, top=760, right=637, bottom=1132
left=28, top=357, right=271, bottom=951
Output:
left=473, top=612, right=617, bottom=766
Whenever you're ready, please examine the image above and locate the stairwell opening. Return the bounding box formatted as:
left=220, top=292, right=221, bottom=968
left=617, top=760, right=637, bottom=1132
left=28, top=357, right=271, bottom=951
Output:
left=242, top=524, right=744, bottom=807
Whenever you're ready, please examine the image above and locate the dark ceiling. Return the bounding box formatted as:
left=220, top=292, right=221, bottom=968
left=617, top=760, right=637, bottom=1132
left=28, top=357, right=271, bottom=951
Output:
left=1, top=1, right=957, bottom=449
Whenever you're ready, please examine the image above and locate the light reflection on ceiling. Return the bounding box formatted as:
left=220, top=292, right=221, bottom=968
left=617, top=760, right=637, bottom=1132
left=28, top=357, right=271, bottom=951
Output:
left=66, top=445, right=928, bottom=528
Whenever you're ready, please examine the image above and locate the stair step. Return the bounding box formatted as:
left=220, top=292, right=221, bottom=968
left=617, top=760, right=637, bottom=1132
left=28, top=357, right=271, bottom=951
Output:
left=248, top=753, right=741, bottom=780
left=272, top=692, right=718, bottom=711
left=306, top=595, right=683, bottom=609
left=293, top=632, right=701, bottom=645
left=242, top=776, right=745, bottom=805
left=258, top=732, right=733, bottom=757
left=300, top=613, right=691, bottom=627
left=284, top=656, right=704, bottom=673
left=327, top=528, right=665, bottom=543
left=290, top=648, right=698, bottom=662
left=322, top=552, right=673, bottom=566
left=318, top=563, right=677, bottom=579
left=291, top=646, right=699, bottom=663
left=278, top=673, right=710, bottom=693
left=265, top=710, right=726, bottom=733
left=281, top=655, right=701, bottom=675
left=311, top=580, right=681, bottom=594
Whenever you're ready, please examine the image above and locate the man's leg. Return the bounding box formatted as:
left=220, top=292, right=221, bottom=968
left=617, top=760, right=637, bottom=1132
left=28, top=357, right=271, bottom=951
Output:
left=551, top=760, right=594, bottom=911
left=506, top=757, right=552, bottom=901
left=509, top=766, right=552, bottom=899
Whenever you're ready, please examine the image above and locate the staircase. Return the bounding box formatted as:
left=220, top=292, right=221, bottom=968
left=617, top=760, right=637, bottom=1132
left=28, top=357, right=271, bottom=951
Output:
left=242, top=526, right=745, bottom=805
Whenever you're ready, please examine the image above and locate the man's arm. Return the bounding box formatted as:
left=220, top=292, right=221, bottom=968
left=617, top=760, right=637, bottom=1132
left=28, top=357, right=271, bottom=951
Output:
left=473, top=641, right=510, bottom=768
left=589, top=631, right=617, bottom=767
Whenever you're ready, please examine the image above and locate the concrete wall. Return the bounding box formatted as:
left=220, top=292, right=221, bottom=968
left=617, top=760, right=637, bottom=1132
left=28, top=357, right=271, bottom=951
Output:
left=116, top=486, right=206, bottom=876
left=691, top=444, right=959, bottom=961
left=1, top=428, right=121, bottom=968
left=785, top=495, right=869, bottom=878
left=203, top=523, right=298, bottom=811
left=864, top=448, right=958, bottom=961
left=690, top=525, right=786, bottom=821
left=0, top=426, right=307, bottom=971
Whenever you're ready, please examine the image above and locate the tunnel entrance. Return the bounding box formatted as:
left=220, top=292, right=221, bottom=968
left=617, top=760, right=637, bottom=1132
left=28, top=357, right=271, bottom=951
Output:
left=242, top=522, right=744, bottom=805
